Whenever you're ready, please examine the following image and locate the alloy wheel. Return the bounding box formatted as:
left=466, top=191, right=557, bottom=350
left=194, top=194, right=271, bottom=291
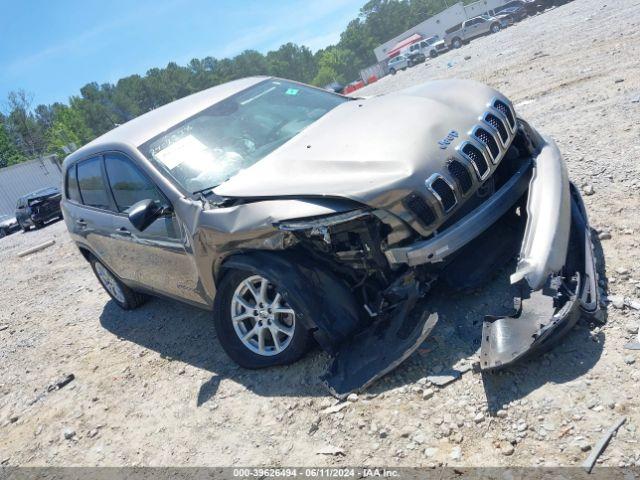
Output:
left=95, top=262, right=126, bottom=304
left=230, top=275, right=296, bottom=356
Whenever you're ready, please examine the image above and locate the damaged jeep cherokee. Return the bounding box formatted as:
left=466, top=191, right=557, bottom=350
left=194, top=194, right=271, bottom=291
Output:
left=61, top=77, right=601, bottom=397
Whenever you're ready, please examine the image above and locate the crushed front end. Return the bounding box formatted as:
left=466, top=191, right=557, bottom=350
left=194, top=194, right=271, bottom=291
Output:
left=273, top=95, right=600, bottom=398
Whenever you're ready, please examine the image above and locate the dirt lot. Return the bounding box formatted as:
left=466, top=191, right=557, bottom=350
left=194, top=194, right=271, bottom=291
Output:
left=2, top=0, right=640, bottom=467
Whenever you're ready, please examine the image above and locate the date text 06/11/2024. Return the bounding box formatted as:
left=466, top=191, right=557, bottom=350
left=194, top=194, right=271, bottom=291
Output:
left=232, top=468, right=400, bottom=478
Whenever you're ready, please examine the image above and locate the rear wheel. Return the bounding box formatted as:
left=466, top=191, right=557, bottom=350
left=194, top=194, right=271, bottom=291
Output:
left=90, top=257, right=147, bottom=310
left=214, top=268, right=312, bottom=369
left=20, top=222, right=29, bottom=232
left=35, top=221, right=45, bottom=229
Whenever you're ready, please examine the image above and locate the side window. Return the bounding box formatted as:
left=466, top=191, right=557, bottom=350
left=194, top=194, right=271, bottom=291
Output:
left=66, top=165, right=82, bottom=203
left=104, top=153, right=164, bottom=213
left=77, top=157, right=111, bottom=210
left=445, top=23, right=462, bottom=34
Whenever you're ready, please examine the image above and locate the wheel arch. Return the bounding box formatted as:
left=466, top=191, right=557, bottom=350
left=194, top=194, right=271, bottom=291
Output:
left=77, top=245, right=93, bottom=262
left=213, top=250, right=365, bottom=353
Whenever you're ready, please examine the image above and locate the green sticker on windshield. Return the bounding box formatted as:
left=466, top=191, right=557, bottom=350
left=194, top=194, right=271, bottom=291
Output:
left=285, top=88, right=299, bottom=95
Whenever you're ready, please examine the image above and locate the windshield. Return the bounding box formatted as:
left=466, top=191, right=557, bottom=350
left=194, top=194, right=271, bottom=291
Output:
left=140, top=79, right=348, bottom=193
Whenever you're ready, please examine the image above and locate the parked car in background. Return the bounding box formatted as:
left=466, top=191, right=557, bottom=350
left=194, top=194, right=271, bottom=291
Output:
left=0, top=215, right=19, bottom=238
left=485, top=12, right=514, bottom=27
left=388, top=54, right=410, bottom=74
left=488, top=1, right=529, bottom=22
left=15, top=187, right=63, bottom=231
left=408, top=35, right=448, bottom=58
left=444, top=15, right=504, bottom=49
left=524, top=0, right=571, bottom=14
left=324, top=82, right=344, bottom=94
left=406, top=50, right=426, bottom=65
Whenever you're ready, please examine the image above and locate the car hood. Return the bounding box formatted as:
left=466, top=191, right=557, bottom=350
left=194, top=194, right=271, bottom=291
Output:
left=214, top=79, right=507, bottom=210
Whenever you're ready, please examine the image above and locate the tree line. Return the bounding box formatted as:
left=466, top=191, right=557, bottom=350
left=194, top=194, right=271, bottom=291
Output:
left=0, top=0, right=457, bottom=168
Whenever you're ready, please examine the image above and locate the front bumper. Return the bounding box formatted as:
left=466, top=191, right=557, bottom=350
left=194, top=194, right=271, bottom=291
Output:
left=480, top=183, right=601, bottom=369
left=319, top=130, right=600, bottom=397
left=386, top=134, right=601, bottom=371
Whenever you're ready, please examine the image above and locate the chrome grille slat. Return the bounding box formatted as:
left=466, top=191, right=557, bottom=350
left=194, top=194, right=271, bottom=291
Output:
left=473, top=126, right=500, bottom=161
left=447, top=159, right=473, bottom=194
left=492, top=99, right=517, bottom=133
left=458, top=141, right=491, bottom=180
left=483, top=112, right=509, bottom=146
left=403, top=193, right=437, bottom=227
left=426, top=174, right=457, bottom=213
left=408, top=97, right=517, bottom=227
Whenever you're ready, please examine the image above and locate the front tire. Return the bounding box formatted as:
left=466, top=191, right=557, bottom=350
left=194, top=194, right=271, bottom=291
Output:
left=389, top=68, right=396, bottom=75
left=490, top=23, right=501, bottom=33
left=90, top=257, right=146, bottom=310
left=429, top=50, right=438, bottom=58
left=214, top=269, right=312, bottom=369
left=452, top=37, right=462, bottom=49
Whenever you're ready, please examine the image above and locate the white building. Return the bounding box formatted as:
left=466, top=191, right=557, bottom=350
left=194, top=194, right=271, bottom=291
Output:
left=373, top=0, right=510, bottom=62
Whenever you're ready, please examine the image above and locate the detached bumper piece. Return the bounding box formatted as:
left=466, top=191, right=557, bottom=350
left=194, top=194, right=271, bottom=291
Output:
left=323, top=278, right=438, bottom=399
left=480, top=184, right=601, bottom=370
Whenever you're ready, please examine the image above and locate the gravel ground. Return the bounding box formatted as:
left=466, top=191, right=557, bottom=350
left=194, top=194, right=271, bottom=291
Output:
left=2, top=0, right=640, bottom=467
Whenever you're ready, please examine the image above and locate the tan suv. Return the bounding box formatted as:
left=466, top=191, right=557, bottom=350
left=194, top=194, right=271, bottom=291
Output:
left=61, top=76, right=600, bottom=397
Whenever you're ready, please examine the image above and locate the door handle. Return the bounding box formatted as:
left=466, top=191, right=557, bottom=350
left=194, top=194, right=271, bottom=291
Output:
left=76, top=219, right=87, bottom=227
left=116, top=227, right=131, bottom=236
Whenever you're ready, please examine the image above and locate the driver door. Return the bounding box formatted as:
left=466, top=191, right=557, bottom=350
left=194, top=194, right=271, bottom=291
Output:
left=103, top=152, right=204, bottom=305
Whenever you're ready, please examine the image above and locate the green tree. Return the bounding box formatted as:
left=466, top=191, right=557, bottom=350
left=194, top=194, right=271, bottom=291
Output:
left=266, top=43, right=317, bottom=83
left=5, top=90, right=46, bottom=157
left=312, top=47, right=358, bottom=86
left=0, top=118, right=27, bottom=168
left=45, top=105, right=93, bottom=158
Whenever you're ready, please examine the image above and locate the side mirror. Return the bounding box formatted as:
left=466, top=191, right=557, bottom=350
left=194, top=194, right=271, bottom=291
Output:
left=128, top=199, right=171, bottom=231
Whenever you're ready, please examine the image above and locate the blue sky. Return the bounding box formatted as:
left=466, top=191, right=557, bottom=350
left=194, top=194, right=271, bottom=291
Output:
left=0, top=0, right=364, bottom=107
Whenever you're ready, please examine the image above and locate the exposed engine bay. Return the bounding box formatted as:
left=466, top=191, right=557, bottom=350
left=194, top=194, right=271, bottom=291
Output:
left=261, top=121, right=602, bottom=398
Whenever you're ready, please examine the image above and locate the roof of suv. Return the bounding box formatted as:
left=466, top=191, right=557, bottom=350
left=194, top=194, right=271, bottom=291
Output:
left=63, top=76, right=268, bottom=169
left=19, top=187, right=60, bottom=201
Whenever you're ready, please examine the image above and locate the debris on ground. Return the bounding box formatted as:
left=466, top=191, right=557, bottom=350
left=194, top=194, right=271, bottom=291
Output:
left=426, top=371, right=461, bottom=387
left=321, top=402, right=349, bottom=415
left=17, top=239, right=55, bottom=258
left=48, top=373, right=75, bottom=392
left=316, top=445, right=345, bottom=456
left=582, top=417, right=627, bottom=473
left=607, top=295, right=625, bottom=309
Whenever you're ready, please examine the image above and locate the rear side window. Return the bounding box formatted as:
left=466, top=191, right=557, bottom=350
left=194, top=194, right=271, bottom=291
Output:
left=66, top=165, right=82, bottom=203
left=446, top=23, right=462, bottom=34
left=104, top=154, right=164, bottom=213
left=77, top=157, right=111, bottom=210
